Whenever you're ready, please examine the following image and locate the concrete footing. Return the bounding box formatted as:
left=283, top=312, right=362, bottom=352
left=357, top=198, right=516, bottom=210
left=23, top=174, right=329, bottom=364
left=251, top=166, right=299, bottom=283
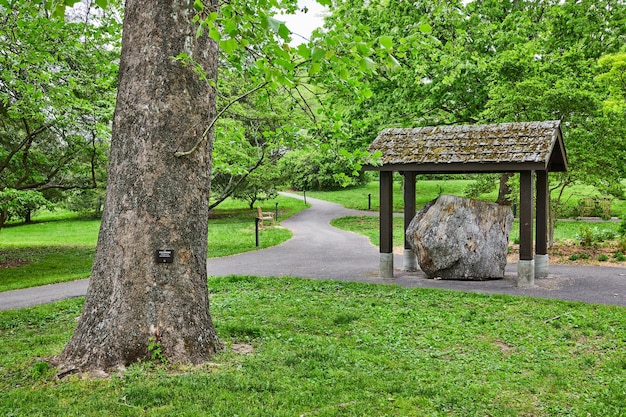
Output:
left=517, top=259, right=535, bottom=287
left=535, top=254, right=549, bottom=278
left=403, top=249, right=418, bottom=272
left=380, top=253, right=394, bottom=279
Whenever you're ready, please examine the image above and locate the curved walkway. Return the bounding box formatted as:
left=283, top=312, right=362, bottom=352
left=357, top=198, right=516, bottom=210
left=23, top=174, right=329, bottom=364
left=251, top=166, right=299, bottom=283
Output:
left=2, top=193, right=626, bottom=310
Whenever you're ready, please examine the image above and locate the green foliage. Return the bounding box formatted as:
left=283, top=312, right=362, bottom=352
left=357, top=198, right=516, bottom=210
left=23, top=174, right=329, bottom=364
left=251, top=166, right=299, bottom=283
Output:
left=619, top=215, right=626, bottom=237
left=210, top=73, right=306, bottom=209
left=320, top=0, right=626, bottom=204
left=147, top=337, right=167, bottom=364
left=463, top=174, right=498, bottom=199
left=0, top=188, right=52, bottom=224
left=0, top=0, right=118, bottom=227
left=576, top=225, right=617, bottom=247
left=279, top=148, right=370, bottom=191
left=598, top=254, right=609, bottom=262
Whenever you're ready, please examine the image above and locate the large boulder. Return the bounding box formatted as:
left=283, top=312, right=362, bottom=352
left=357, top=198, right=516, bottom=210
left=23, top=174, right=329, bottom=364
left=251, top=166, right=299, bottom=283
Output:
left=406, top=195, right=513, bottom=280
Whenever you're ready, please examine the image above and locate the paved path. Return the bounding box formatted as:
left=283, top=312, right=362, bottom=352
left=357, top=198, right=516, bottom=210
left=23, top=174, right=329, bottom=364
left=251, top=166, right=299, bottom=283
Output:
left=2, top=193, right=626, bottom=310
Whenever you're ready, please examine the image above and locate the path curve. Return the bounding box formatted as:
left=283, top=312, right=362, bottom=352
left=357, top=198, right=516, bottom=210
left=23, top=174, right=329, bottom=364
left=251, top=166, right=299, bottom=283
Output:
left=206, top=193, right=381, bottom=281
left=2, top=193, right=626, bottom=310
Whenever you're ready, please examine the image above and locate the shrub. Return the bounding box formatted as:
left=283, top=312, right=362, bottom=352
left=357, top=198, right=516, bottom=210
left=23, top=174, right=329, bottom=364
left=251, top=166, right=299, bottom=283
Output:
left=613, top=252, right=626, bottom=262
left=598, top=254, right=609, bottom=262
left=576, top=226, right=616, bottom=247
left=576, top=226, right=596, bottom=247
left=619, top=215, right=626, bottom=236
left=569, top=254, right=580, bottom=261
left=280, top=148, right=370, bottom=191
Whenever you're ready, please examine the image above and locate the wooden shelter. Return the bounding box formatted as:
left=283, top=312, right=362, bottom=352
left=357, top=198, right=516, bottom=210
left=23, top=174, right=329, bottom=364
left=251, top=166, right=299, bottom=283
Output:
left=363, top=120, right=568, bottom=287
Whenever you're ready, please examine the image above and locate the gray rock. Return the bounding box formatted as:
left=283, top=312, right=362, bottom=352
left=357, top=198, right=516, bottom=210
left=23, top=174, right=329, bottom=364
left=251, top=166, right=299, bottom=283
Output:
left=406, top=195, right=513, bottom=280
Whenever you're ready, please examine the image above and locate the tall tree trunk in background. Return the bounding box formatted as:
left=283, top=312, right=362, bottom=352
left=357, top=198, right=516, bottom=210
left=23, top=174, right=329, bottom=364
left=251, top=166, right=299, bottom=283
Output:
left=57, top=0, right=221, bottom=372
left=496, top=172, right=514, bottom=205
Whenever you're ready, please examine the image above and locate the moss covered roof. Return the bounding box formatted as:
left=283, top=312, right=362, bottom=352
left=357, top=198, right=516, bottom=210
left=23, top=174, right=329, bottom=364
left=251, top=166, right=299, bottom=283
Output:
left=367, top=121, right=567, bottom=172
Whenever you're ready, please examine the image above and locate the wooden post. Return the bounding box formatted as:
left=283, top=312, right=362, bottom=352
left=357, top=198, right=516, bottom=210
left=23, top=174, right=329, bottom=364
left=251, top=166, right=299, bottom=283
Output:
left=518, top=170, right=535, bottom=287
left=535, top=170, right=549, bottom=278
left=379, top=171, right=394, bottom=278
left=403, top=172, right=417, bottom=271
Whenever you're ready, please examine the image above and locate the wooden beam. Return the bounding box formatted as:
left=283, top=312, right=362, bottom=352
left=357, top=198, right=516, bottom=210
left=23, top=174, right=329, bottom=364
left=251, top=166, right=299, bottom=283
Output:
left=402, top=172, right=418, bottom=272
left=380, top=171, right=393, bottom=254
left=519, top=171, right=534, bottom=261
left=403, top=172, right=416, bottom=250
left=362, top=161, right=552, bottom=173
left=536, top=171, right=548, bottom=256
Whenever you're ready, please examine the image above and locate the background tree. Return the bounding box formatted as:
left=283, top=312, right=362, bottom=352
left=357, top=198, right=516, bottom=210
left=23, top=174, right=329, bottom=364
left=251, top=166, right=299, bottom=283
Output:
left=209, top=70, right=307, bottom=209
left=319, top=0, right=626, bottom=209
left=0, top=0, right=119, bottom=227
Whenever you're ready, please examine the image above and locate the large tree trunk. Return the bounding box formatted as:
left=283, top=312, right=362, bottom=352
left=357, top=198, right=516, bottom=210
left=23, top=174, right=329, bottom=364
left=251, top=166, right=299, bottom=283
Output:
left=56, top=0, right=221, bottom=372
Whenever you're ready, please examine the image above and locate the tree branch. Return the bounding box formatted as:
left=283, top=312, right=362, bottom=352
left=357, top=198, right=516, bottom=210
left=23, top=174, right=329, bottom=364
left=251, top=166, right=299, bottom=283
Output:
left=175, top=81, right=269, bottom=157
left=0, top=120, right=52, bottom=175
left=208, top=149, right=267, bottom=210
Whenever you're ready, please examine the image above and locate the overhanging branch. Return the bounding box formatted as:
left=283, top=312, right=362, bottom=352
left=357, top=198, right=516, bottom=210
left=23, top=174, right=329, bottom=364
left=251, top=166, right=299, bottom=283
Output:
left=175, top=81, right=269, bottom=157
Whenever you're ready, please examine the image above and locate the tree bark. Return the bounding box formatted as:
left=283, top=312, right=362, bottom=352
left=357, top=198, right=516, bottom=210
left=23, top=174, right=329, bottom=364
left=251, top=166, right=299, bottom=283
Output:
left=496, top=172, right=514, bottom=205
left=57, top=0, right=222, bottom=372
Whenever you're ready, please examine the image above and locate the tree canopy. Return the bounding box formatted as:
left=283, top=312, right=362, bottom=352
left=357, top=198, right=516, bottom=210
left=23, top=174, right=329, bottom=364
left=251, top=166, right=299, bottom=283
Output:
left=0, top=0, right=120, bottom=225
left=318, top=0, right=626, bottom=200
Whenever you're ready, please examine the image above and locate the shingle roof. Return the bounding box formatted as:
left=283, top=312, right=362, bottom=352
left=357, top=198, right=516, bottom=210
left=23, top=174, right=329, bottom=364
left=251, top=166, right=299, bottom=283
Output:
left=366, top=121, right=567, bottom=172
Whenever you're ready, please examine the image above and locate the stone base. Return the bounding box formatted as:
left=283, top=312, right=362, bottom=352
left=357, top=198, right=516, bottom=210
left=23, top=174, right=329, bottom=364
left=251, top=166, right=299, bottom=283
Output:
left=535, top=254, right=549, bottom=278
left=403, top=249, right=418, bottom=272
left=380, top=253, right=394, bottom=279
left=517, top=260, right=535, bottom=288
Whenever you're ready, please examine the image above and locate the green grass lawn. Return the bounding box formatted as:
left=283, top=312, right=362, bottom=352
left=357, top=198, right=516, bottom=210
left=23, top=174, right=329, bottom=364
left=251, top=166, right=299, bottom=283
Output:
left=2, top=276, right=626, bottom=416
left=0, top=196, right=307, bottom=292
left=332, top=216, right=622, bottom=249
left=304, top=179, right=626, bottom=217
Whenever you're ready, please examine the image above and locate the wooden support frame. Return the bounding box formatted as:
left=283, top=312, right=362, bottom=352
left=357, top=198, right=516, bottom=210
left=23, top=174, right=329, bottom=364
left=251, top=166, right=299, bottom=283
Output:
left=403, top=172, right=418, bottom=271
left=535, top=171, right=548, bottom=256
left=379, top=171, right=394, bottom=278
left=519, top=170, right=535, bottom=261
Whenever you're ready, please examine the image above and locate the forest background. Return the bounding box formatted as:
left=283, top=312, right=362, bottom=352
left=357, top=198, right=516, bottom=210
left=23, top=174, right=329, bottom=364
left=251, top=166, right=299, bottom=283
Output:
left=1, top=0, right=626, bottom=225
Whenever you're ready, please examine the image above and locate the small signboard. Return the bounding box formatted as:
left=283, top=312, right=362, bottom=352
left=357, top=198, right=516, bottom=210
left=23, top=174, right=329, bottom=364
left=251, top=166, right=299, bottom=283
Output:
left=155, top=249, right=174, bottom=264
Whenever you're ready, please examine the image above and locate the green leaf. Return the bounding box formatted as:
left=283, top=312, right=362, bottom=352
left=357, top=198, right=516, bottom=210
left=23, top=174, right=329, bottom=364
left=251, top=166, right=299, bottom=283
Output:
left=51, top=4, right=66, bottom=19
left=267, top=16, right=283, bottom=33
left=361, top=87, right=373, bottom=99
left=297, top=44, right=311, bottom=59
left=220, top=39, right=238, bottom=54
left=193, top=0, right=204, bottom=12
left=309, top=62, right=322, bottom=76
left=419, top=23, right=432, bottom=33
left=94, top=0, right=108, bottom=9
left=359, top=57, right=376, bottom=72
left=386, top=54, right=401, bottom=70
left=315, top=0, right=332, bottom=6
left=208, top=25, right=221, bottom=42
left=379, top=35, right=393, bottom=50
left=311, top=47, right=325, bottom=61
left=278, top=23, right=291, bottom=41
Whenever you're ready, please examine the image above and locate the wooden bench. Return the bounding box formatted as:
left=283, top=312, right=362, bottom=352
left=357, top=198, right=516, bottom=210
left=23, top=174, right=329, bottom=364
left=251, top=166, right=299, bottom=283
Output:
left=256, top=206, right=275, bottom=228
